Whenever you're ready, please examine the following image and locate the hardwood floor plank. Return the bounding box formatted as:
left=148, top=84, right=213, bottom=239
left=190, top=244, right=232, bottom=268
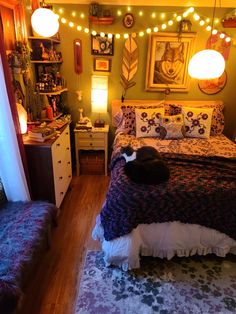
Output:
left=17, top=175, right=109, bottom=314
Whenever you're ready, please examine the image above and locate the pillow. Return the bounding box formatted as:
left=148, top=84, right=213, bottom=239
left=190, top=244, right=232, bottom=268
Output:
left=121, top=102, right=164, bottom=135
left=160, top=114, right=185, bottom=139
left=167, top=102, right=224, bottom=135
left=182, top=107, right=213, bottom=139
left=135, top=108, right=165, bottom=138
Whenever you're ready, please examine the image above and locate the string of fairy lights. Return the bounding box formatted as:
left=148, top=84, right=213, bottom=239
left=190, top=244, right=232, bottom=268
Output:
left=54, top=6, right=232, bottom=43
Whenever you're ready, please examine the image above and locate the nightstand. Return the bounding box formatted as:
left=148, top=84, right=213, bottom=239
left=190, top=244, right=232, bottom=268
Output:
left=74, top=125, right=109, bottom=176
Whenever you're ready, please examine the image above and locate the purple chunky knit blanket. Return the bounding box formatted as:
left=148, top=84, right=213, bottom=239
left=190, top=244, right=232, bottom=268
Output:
left=100, top=153, right=236, bottom=241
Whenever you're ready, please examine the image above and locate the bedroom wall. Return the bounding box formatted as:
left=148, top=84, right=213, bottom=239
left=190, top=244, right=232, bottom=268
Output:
left=28, top=4, right=236, bottom=141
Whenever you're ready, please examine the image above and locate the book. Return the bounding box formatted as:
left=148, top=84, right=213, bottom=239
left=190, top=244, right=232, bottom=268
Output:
left=28, top=131, right=56, bottom=142
left=28, top=126, right=55, bottom=138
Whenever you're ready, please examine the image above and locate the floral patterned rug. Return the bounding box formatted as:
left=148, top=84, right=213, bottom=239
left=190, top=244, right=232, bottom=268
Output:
left=75, top=251, right=236, bottom=314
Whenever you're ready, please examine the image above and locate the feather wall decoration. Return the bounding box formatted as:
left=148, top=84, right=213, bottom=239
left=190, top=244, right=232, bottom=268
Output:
left=120, top=34, right=138, bottom=102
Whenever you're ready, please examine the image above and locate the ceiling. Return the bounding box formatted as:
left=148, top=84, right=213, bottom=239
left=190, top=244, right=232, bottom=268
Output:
left=49, top=0, right=236, bottom=8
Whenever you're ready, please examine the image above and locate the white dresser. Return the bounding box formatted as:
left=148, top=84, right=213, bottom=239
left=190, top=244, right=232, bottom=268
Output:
left=24, top=124, right=72, bottom=207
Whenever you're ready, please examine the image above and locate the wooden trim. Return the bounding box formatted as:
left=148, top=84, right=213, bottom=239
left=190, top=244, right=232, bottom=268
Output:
left=0, top=0, right=27, bottom=42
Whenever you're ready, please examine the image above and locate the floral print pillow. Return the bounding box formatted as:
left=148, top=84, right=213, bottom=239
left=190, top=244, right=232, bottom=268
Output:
left=182, top=107, right=213, bottom=139
left=121, top=103, right=165, bottom=135
left=167, top=102, right=224, bottom=135
left=160, top=114, right=185, bottom=139
left=135, top=108, right=165, bottom=138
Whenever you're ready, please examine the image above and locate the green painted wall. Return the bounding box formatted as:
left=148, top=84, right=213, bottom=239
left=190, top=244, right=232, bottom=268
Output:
left=32, top=4, right=236, bottom=140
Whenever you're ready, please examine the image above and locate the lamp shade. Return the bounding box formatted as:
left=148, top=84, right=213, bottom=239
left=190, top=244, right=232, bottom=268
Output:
left=16, top=102, right=27, bottom=134
left=91, top=75, right=108, bottom=113
left=31, top=8, right=59, bottom=37
left=188, top=49, right=225, bottom=80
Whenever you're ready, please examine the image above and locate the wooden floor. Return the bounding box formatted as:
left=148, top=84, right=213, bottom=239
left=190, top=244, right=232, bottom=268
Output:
left=18, top=175, right=110, bottom=314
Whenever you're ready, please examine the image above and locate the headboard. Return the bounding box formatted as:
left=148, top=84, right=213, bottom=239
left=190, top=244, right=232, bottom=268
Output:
left=111, top=99, right=223, bottom=127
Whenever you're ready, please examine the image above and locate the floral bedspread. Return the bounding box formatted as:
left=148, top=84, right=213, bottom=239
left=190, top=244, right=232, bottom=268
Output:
left=100, top=134, right=236, bottom=241
left=0, top=201, right=57, bottom=313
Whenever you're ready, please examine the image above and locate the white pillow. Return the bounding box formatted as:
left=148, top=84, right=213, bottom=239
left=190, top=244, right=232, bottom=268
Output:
left=182, top=106, right=213, bottom=139
left=135, top=107, right=165, bottom=138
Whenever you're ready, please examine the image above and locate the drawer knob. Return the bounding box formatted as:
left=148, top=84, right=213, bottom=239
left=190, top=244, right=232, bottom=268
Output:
left=59, top=176, right=63, bottom=180
left=60, top=192, right=64, bottom=195
left=66, top=147, right=70, bottom=150
left=90, top=143, right=93, bottom=146
left=58, top=160, right=62, bottom=164
left=67, top=161, right=71, bottom=165
left=66, top=132, right=69, bottom=135
left=68, top=175, right=71, bottom=178
left=56, top=143, right=60, bottom=147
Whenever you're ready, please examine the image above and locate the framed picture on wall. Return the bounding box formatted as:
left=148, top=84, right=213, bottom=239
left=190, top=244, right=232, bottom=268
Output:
left=145, top=32, right=196, bottom=92
left=198, top=70, right=227, bottom=95
left=91, top=34, right=114, bottom=56
left=94, top=58, right=111, bottom=72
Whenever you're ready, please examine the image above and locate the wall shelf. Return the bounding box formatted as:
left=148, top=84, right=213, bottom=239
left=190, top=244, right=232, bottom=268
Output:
left=221, top=19, right=236, bottom=28
left=31, top=60, right=62, bottom=64
left=28, top=36, right=60, bottom=44
left=89, top=16, right=114, bottom=25
left=36, top=88, right=68, bottom=96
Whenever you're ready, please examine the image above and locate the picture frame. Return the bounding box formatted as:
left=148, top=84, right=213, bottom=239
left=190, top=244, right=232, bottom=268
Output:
left=94, top=58, right=111, bottom=72
left=91, top=34, right=114, bottom=56
left=123, top=13, right=135, bottom=28
left=145, top=32, right=196, bottom=92
left=198, top=70, right=227, bottom=95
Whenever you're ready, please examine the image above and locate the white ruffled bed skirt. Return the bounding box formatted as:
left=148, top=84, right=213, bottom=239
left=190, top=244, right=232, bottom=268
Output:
left=92, top=219, right=236, bottom=271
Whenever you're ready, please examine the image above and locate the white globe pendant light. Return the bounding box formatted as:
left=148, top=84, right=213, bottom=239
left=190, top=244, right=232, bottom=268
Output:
left=188, top=49, right=225, bottom=80
left=188, top=0, right=225, bottom=80
left=31, top=8, right=59, bottom=37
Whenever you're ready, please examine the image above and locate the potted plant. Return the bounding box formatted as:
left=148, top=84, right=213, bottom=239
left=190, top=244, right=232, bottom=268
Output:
left=8, top=41, right=31, bottom=74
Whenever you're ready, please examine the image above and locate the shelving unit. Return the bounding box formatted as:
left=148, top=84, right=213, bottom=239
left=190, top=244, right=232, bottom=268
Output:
left=28, top=36, right=67, bottom=119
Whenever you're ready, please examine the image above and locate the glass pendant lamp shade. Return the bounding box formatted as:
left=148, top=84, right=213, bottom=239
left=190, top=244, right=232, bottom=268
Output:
left=188, top=49, right=225, bottom=80
left=31, top=8, right=59, bottom=37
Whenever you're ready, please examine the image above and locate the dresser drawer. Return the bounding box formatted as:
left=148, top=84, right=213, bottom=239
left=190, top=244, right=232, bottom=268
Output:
left=77, top=139, right=105, bottom=148
left=78, top=132, right=105, bottom=140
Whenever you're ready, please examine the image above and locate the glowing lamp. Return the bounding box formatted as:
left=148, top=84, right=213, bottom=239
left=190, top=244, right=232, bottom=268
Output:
left=31, top=8, right=59, bottom=37
left=91, top=75, right=108, bottom=127
left=16, top=103, right=27, bottom=134
left=188, top=49, right=225, bottom=80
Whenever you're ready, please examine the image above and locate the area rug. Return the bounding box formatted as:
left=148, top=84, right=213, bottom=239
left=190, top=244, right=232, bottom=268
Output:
left=75, top=251, right=236, bottom=314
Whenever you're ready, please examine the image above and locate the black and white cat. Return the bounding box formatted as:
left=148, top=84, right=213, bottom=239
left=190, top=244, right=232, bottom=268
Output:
left=121, top=146, right=170, bottom=185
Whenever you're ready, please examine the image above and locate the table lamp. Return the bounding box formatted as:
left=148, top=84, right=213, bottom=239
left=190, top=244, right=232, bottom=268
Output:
left=91, top=75, right=108, bottom=127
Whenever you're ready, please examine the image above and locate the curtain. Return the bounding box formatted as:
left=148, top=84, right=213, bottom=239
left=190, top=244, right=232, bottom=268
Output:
left=0, top=15, right=30, bottom=202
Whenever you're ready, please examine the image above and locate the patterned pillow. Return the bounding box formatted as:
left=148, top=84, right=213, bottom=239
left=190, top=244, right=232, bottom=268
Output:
left=121, top=103, right=165, bottom=135
left=160, top=114, right=185, bottom=140
left=167, top=102, right=224, bottom=135
left=182, top=107, right=213, bottom=139
left=135, top=108, right=165, bottom=138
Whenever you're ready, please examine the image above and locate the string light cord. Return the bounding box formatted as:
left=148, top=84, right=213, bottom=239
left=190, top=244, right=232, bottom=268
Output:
left=55, top=6, right=232, bottom=43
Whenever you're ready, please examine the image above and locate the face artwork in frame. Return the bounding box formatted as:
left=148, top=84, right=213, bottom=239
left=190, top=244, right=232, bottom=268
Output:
left=145, top=32, right=196, bottom=92
left=91, top=34, right=114, bottom=56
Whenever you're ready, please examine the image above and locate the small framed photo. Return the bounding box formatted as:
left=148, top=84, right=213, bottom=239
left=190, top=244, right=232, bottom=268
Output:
left=91, top=34, right=114, bottom=55
left=123, top=13, right=135, bottom=28
left=94, top=58, right=111, bottom=72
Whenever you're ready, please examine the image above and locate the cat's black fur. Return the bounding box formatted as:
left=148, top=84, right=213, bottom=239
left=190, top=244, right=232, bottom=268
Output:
left=121, top=146, right=170, bottom=185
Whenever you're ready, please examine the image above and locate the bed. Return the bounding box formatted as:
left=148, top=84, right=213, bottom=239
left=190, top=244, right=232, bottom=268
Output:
left=92, top=99, right=236, bottom=270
